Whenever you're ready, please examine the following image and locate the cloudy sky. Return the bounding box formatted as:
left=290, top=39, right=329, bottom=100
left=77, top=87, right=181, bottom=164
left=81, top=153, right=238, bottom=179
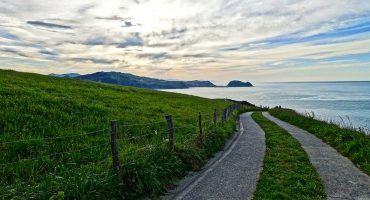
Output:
left=1, top=0, right=370, bottom=83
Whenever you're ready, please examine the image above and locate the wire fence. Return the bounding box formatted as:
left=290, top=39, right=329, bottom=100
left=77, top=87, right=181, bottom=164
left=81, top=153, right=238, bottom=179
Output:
left=0, top=128, right=109, bottom=145
left=0, top=103, right=242, bottom=186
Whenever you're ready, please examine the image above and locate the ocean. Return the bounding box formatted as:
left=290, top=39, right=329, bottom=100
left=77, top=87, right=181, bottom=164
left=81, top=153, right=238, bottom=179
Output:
left=162, top=82, right=370, bottom=130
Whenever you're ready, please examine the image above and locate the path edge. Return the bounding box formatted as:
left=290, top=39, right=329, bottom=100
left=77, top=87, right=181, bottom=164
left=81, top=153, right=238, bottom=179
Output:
left=161, top=112, right=246, bottom=200
left=262, top=111, right=370, bottom=200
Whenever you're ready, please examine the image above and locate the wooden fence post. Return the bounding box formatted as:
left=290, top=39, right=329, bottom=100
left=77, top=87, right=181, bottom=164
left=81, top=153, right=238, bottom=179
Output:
left=110, top=120, right=120, bottom=171
left=222, top=109, right=226, bottom=123
left=165, top=115, right=174, bottom=149
left=213, top=108, right=217, bottom=128
left=197, top=112, right=203, bottom=146
left=226, top=107, right=229, bottom=121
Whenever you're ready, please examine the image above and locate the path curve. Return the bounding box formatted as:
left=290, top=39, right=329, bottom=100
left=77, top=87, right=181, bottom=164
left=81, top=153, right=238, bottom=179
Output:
left=263, top=112, right=370, bottom=200
left=163, top=112, right=265, bottom=200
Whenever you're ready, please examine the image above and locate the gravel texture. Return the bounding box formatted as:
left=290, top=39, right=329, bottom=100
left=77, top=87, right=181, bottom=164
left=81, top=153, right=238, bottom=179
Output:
left=263, top=112, right=370, bottom=200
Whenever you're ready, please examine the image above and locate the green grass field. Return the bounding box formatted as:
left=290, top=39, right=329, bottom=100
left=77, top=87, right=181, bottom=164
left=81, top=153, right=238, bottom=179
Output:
left=0, top=69, right=253, bottom=199
left=269, top=108, right=370, bottom=176
left=252, top=112, right=326, bottom=200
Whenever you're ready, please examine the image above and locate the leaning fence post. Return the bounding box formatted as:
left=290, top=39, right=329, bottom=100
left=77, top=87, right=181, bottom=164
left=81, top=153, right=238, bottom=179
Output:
left=197, top=112, right=203, bottom=146
left=222, top=109, right=226, bottom=123
left=165, top=115, right=174, bottom=149
left=110, top=120, right=120, bottom=172
left=213, top=108, right=217, bottom=128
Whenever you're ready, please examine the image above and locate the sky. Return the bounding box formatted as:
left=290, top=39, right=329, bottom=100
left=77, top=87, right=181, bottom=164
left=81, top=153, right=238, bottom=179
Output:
left=0, top=0, right=370, bottom=84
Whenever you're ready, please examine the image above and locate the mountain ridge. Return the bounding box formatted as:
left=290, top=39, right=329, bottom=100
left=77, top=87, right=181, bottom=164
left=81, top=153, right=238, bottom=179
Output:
left=49, top=71, right=253, bottom=89
left=65, top=71, right=215, bottom=89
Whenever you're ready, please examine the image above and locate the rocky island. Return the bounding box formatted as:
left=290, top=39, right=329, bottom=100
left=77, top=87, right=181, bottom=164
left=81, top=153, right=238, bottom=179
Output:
left=227, top=80, right=253, bottom=87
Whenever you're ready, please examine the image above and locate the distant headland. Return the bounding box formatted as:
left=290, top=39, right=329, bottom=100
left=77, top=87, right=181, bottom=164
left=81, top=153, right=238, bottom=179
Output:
left=226, top=80, right=253, bottom=87
left=49, top=71, right=253, bottom=89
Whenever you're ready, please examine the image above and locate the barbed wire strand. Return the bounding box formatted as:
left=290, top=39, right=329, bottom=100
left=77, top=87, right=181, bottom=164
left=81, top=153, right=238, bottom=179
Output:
left=117, top=141, right=170, bottom=164
left=0, top=142, right=110, bottom=166
left=0, top=108, right=230, bottom=145
left=114, top=140, right=168, bottom=159
left=117, top=120, right=167, bottom=127
left=118, top=130, right=167, bottom=142
left=0, top=128, right=109, bottom=145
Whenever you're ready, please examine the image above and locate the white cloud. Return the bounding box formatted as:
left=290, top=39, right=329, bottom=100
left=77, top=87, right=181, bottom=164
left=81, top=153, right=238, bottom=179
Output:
left=0, top=0, right=370, bottom=82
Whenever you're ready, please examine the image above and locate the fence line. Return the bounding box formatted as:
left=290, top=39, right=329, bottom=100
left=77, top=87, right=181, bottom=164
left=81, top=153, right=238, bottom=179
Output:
left=0, top=141, right=110, bottom=166
left=120, top=140, right=168, bottom=156
left=117, top=141, right=170, bottom=165
left=123, top=130, right=166, bottom=140
left=0, top=128, right=108, bottom=145
left=1, top=103, right=242, bottom=184
left=117, top=120, right=167, bottom=127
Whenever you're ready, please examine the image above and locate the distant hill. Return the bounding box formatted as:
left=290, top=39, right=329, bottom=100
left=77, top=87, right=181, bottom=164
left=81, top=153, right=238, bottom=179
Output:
left=75, top=71, right=216, bottom=89
left=227, top=80, right=253, bottom=87
left=49, top=72, right=253, bottom=89
left=183, top=80, right=216, bottom=88
left=49, top=73, right=81, bottom=78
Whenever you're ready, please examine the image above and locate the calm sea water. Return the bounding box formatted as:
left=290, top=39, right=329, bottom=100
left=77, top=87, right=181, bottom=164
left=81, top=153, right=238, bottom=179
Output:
left=162, top=82, right=370, bottom=130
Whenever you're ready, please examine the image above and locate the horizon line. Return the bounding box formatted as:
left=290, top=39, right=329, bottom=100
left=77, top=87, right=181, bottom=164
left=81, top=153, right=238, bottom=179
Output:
left=2, top=68, right=370, bottom=84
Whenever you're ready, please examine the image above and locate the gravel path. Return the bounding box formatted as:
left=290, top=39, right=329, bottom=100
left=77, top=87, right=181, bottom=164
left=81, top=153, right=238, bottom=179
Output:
left=162, top=112, right=265, bottom=200
left=263, top=112, right=370, bottom=200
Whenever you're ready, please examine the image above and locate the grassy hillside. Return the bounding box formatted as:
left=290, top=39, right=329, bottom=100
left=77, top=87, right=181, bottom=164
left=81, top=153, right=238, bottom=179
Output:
left=0, top=69, right=245, bottom=199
